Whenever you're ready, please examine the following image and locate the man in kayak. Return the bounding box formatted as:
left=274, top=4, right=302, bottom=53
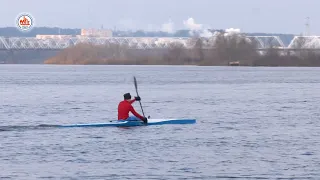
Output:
left=118, top=93, right=148, bottom=123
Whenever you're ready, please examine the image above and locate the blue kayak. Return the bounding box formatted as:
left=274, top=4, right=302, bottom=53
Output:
left=58, top=118, right=196, bottom=128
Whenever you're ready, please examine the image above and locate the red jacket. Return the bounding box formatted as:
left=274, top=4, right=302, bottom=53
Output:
left=118, top=99, right=144, bottom=120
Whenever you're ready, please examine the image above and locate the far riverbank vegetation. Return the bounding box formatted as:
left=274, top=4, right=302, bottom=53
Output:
left=44, top=34, right=320, bottom=67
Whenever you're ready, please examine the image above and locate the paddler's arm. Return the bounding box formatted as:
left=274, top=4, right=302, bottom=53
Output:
left=129, top=96, right=140, bottom=104
left=128, top=99, right=136, bottom=104
left=129, top=105, right=144, bottom=120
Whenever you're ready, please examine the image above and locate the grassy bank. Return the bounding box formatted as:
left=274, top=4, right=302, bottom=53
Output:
left=44, top=35, right=320, bottom=67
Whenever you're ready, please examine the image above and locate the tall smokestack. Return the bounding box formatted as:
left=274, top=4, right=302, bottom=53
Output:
left=305, top=17, right=310, bottom=36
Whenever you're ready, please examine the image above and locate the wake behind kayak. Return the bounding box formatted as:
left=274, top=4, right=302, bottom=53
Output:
left=0, top=124, right=60, bottom=132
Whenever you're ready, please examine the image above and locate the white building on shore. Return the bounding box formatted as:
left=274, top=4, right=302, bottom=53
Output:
left=35, top=28, right=113, bottom=40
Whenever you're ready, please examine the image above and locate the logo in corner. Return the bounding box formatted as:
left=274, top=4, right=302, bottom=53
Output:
left=16, top=13, right=34, bottom=32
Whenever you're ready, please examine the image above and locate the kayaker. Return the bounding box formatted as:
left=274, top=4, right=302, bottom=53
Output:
left=118, top=93, right=148, bottom=123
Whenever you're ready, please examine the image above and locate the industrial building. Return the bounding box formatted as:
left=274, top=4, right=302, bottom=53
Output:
left=80, top=28, right=113, bottom=37
left=35, top=35, right=73, bottom=39
left=35, top=28, right=113, bottom=40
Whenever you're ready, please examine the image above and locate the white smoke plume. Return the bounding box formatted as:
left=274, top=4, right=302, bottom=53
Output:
left=200, top=29, right=214, bottom=38
left=183, top=17, right=214, bottom=38
left=183, top=18, right=202, bottom=31
left=161, top=19, right=174, bottom=33
left=224, top=28, right=241, bottom=36
left=159, top=17, right=241, bottom=38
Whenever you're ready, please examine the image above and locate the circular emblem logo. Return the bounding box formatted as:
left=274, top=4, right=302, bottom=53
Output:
left=16, top=13, right=34, bottom=32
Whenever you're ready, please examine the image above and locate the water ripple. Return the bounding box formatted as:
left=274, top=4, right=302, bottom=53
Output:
left=1, top=65, right=320, bottom=179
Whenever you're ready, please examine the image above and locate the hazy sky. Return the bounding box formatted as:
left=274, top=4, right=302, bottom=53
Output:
left=1, top=0, right=320, bottom=34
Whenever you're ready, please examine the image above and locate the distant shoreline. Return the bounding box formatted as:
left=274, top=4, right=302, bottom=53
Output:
left=43, top=42, right=320, bottom=67
left=2, top=63, right=320, bottom=68
left=42, top=62, right=320, bottom=67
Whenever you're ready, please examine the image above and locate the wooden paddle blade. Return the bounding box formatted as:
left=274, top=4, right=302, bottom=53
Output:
left=133, top=76, right=144, bottom=117
left=133, top=76, right=140, bottom=96
left=133, top=76, right=138, bottom=88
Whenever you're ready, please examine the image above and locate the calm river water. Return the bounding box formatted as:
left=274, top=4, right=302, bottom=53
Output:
left=0, top=65, right=320, bottom=179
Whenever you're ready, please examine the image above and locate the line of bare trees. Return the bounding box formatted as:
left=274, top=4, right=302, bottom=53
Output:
left=45, top=34, right=320, bottom=66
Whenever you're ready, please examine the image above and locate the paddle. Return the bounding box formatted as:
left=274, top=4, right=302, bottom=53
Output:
left=133, top=76, right=147, bottom=123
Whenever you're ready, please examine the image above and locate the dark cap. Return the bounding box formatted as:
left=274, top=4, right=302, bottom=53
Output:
left=123, top=93, right=131, bottom=100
